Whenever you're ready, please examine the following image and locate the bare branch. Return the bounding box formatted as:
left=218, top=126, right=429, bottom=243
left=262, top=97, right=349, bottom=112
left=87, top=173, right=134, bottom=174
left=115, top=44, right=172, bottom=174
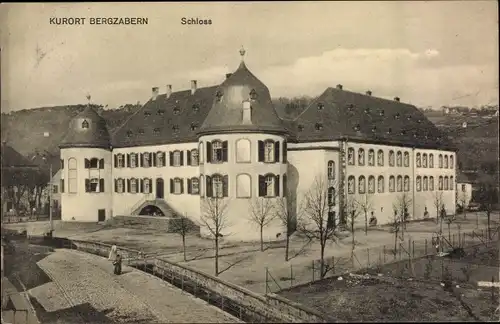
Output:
left=249, top=197, right=276, bottom=228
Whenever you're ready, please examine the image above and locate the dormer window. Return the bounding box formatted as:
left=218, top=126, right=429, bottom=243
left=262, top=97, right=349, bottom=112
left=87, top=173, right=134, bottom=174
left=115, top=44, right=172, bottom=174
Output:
left=153, top=128, right=160, bottom=134
left=298, top=125, right=304, bottom=132
left=371, top=126, right=377, bottom=133
left=407, top=115, right=412, bottom=121
left=126, top=130, right=133, bottom=137
left=192, top=104, right=199, bottom=112
left=317, top=103, right=324, bottom=110
left=190, top=123, right=198, bottom=131
left=249, top=89, right=257, bottom=100
left=347, top=103, right=354, bottom=111
left=157, top=109, right=165, bottom=116
left=172, top=125, right=179, bottom=133
left=364, top=107, right=370, bottom=114
left=81, top=120, right=89, bottom=129
left=379, top=109, right=385, bottom=116
left=387, top=128, right=392, bottom=134
left=173, top=107, right=180, bottom=115
left=400, top=130, right=406, bottom=135
left=215, top=91, right=223, bottom=102
left=138, top=129, right=145, bottom=134
left=354, top=124, right=360, bottom=131
left=144, top=111, right=151, bottom=117
left=315, top=123, right=323, bottom=131
left=417, top=119, right=422, bottom=123
left=394, top=113, right=400, bottom=120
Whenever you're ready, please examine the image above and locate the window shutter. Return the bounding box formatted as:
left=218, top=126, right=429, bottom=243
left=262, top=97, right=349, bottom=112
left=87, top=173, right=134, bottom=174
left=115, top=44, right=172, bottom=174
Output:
left=222, top=141, right=228, bottom=162
left=163, top=152, right=167, bottom=166
left=187, top=178, right=192, bottom=194
left=275, top=175, right=280, bottom=197
left=283, top=174, right=287, bottom=196
left=180, top=179, right=184, bottom=194
left=258, top=141, right=264, bottom=162
left=223, top=175, right=229, bottom=197
left=127, top=179, right=131, bottom=192
left=180, top=151, right=184, bottom=166
left=61, top=159, right=64, bottom=169
left=139, top=179, right=143, bottom=193
left=60, top=179, right=64, bottom=193
left=149, top=153, right=153, bottom=167
left=127, top=154, right=130, bottom=167
left=114, top=155, right=117, bottom=168
left=85, top=179, right=90, bottom=192
left=207, top=141, right=212, bottom=163
left=274, top=141, right=280, bottom=163
left=283, top=142, right=287, bottom=163
left=114, top=179, right=117, bottom=192
left=99, top=159, right=104, bottom=169
left=153, top=153, right=157, bottom=167
left=187, top=150, right=192, bottom=166
left=206, top=176, right=212, bottom=197
left=170, top=179, right=174, bottom=193
left=140, top=153, right=143, bottom=167
left=169, top=152, right=174, bottom=166
left=85, top=158, right=90, bottom=169
left=100, top=178, right=105, bottom=192
left=258, top=175, right=265, bottom=197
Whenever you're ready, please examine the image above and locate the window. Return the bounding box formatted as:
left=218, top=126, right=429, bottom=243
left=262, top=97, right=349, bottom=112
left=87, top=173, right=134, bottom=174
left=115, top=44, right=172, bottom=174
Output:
left=423, top=176, right=428, bottom=191
left=396, top=151, right=402, bottom=167
left=444, top=155, right=449, bottom=168
left=403, top=152, right=409, bottom=167
left=130, top=153, right=137, bottom=168
left=143, top=153, right=151, bottom=167
left=358, top=176, right=366, bottom=194
left=172, top=125, right=179, bottom=133
left=115, top=154, right=124, bottom=168
left=86, top=178, right=102, bottom=193
left=327, top=161, right=335, bottom=179
left=82, top=120, right=89, bottom=129
left=315, top=123, right=323, bottom=131
left=404, top=176, right=410, bottom=192
left=89, top=158, right=99, bottom=169
left=368, top=149, right=375, bottom=166
left=199, top=142, right=204, bottom=164
left=317, top=102, right=324, bottom=110
left=188, top=177, right=199, bottom=195
left=462, top=184, right=466, bottom=192
left=347, top=148, right=355, bottom=165
left=416, top=153, right=421, bottom=167
left=388, top=151, right=395, bottom=167
left=172, top=151, right=182, bottom=167
left=368, top=176, right=375, bottom=194
left=429, top=154, right=434, bottom=168
left=358, top=149, right=365, bottom=166
left=328, top=187, right=336, bottom=206
left=377, top=150, right=384, bottom=166
left=438, top=176, right=443, bottom=190
left=116, top=178, right=124, bottom=193
left=397, top=175, right=403, bottom=192
left=156, top=152, right=165, bottom=167
left=438, top=154, right=443, bottom=168
left=377, top=176, right=384, bottom=193
left=211, top=140, right=227, bottom=163
left=416, top=176, right=422, bottom=192
left=348, top=176, right=355, bottom=194
left=60, top=179, right=65, bottom=193
left=389, top=176, right=395, bottom=192
left=259, top=174, right=279, bottom=198
left=52, top=185, right=58, bottom=194
left=144, top=178, right=151, bottom=193
left=215, top=91, right=223, bottom=102
left=130, top=178, right=137, bottom=193
left=429, top=176, right=435, bottom=191
left=200, top=175, right=205, bottom=197
left=258, top=140, right=279, bottom=163
left=68, top=158, right=77, bottom=193
left=450, top=176, right=454, bottom=190
left=212, top=174, right=224, bottom=198
left=250, top=89, right=258, bottom=100
left=189, top=149, right=199, bottom=166
left=236, top=174, right=251, bottom=198
left=236, top=139, right=251, bottom=163
left=450, top=155, right=454, bottom=169
left=444, top=176, right=449, bottom=190
left=298, top=125, right=304, bottom=132
left=172, top=178, right=183, bottom=194
left=422, top=154, right=428, bottom=168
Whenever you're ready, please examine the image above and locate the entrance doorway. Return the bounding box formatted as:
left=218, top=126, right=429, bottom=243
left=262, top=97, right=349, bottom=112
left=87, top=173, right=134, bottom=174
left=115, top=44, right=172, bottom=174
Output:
left=156, top=178, right=164, bottom=199
left=138, top=205, right=165, bottom=216
left=98, top=209, right=106, bottom=222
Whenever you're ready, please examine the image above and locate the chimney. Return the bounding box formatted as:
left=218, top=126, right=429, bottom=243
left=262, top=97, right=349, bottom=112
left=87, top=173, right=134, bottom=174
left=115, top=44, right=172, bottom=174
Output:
left=191, top=80, right=197, bottom=95
left=336, top=84, right=343, bottom=90
left=226, top=73, right=233, bottom=79
left=151, top=87, right=159, bottom=100
left=242, top=101, right=252, bottom=124
left=394, top=96, right=400, bottom=102
left=166, top=85, right=172, bottom=99
left=366, top=90, right=372, bottom=96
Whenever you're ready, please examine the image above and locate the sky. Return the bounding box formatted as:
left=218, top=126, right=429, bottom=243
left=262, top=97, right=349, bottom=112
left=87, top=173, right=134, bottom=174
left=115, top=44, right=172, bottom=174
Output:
left=1, top=1, right=498, bottom=112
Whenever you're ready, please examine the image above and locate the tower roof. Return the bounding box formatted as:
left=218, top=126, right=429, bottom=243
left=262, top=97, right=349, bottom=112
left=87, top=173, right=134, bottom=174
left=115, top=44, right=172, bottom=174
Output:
left=60, top=105, right=111, bottom=149
left=198, top=48, right=288, bottom=135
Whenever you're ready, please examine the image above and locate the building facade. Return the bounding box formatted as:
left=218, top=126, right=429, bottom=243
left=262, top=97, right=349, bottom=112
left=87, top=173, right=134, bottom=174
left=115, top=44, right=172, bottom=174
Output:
left=58, top=49, right=457, bottom=241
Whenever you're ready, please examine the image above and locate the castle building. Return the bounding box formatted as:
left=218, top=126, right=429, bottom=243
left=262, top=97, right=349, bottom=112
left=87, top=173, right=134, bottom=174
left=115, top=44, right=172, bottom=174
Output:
left=58, top=49, right=457, bottom=241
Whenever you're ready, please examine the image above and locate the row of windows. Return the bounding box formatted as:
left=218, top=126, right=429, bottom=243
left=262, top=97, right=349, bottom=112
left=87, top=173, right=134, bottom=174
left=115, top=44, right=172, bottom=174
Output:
left=202, top=139, right=287, bottom=164
left=59, top=178, right=105, bottom=193
left=346, top=175, right=455, bottom=194
left=114, top=177, right=200, bottom=195
left=346, top=148, right=454, bottom=169
left=114, top=150, right=199, bottom=168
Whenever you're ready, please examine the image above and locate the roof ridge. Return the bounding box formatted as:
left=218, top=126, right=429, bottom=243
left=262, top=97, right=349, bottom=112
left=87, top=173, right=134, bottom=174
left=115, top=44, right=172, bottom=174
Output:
left=110, top=102, right=147, bottom=137
left=333, top=87, right=416, bottom=108
left=291, top=89, right=327, bottom=122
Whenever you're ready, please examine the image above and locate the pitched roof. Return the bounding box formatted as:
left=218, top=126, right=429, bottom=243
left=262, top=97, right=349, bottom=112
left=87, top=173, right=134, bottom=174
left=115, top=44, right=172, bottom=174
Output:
left=1, top=143, right=38, bottom=168
left=112, top=86, right=218, bottom=148
left=291, top=87, right=455, bottom=150
left=456, top=172, right=473, bottom=184
left=60, top=106, right=111, bottom=149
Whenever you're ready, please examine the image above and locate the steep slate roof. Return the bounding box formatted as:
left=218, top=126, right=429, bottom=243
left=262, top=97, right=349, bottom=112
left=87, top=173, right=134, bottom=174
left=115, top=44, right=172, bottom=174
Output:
left=1, top=143, right=38, bottom=168
left=291, top=87, right=455, bottom=150
left=112, top=86, right=218, bottom=148
left=199, top=61, right=288, bottom=135
left=457, top=172, right=473, bottom=184
left=60, top=106, right=111, bottom=149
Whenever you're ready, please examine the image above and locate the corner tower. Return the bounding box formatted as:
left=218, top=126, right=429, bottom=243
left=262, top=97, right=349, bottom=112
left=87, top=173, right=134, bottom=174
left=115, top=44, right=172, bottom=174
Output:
left=197, top=48, right=289, bottom=241
left=59, top=100, right=113, bottom=222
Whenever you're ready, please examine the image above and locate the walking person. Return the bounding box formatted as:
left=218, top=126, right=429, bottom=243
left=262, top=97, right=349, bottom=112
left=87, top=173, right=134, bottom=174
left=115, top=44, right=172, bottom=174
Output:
left=108, top=245, right=118, bottom=262
left=113, top=254, right=122, bottom=275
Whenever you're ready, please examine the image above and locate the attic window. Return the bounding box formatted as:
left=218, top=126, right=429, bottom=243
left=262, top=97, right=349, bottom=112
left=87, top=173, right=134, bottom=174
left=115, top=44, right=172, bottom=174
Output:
left=144, top=111, right=151, bottom=117
left=153, top=128, right=161, bottom=134
left=81, top=120, right=89, bottom=129
left=192, top=104, right=199, bottom=112
left=190, top=123, right=198, bottom=131
left=249, top=89, right=257, bottom=100
left=354, top=124, right=361, bottom=131
left=173, top=107, right=180, bottom=115
left=317, top=103, right=324, bottom=110
left=315, top=123, right=323, bottom=131
left=400, top=130, right=406, bottom=135
left=417, top=119, right=422, bottom=123
left=364, top=107, right=370, bottom=114
left=394, top=113, right=400, bottom=120
left=138, top=129, right=145, bottom=135
left=172, top=125, right=179, bottom=133
left=157, top=109, right=165, bottom=116
left=347, top=103, right=354, bottom=111
left=406, top=115, right=412, bottom=121
left=175, top=100, right=180, bottom=104
left=215, top=91, right=223, bottom=102
left=126, top=130, right=133, bottom=137
left=371, top=126, right=377, bottom=133
left=298, top=125, right=304, bottom=132
left=413, top=133, right=418, bottom=138
left=387, top=128, right=392, bottom=134
left=379, top=109, right=385, bottom=116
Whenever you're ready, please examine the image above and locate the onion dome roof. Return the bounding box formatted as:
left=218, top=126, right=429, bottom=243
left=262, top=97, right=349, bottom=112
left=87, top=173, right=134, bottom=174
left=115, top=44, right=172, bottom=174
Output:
left=60, top=105, right=111, bottom=149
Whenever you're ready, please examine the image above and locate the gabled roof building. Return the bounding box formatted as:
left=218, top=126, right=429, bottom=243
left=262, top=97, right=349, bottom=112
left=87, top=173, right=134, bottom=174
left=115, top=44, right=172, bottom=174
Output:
left=58, top=49, right=457, bottom=241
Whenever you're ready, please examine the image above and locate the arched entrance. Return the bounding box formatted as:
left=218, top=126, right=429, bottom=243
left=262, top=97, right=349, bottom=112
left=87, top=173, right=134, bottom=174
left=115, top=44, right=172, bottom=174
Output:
left=138, top=205, right=165, bottom=216
left=156, top=178, right=164, bottom=199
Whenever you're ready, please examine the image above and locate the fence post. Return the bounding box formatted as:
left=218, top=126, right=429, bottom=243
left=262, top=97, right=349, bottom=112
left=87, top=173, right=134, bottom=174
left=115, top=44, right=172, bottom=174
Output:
left=221, top=295, right=224, bottom=311
left=290, top=264, right=293, bottom=287
left=412, top=240, right=415, bottom=258
left=367, top=248, right=370, bottom=267
left=239, top=305, right=243, bottom=320
left=265, top=267, right=269, bottom=295
left=312, top=261, right=315, bottom=282
left=181, top=272, right=184, bottom=290
left=383, top=245, right=386, bottom=263
left=425, top=239, right=427, bottom=255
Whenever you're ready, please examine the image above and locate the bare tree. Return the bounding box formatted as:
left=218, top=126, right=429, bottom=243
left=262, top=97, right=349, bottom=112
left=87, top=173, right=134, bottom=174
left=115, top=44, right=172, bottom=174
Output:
left=431, top=191, right=444, bottom=225
left=458, top=189, right=470, bottom=220
left=170, top=212, right=193, bottom=262
left=478, top=184, right=497, bottom=240
left=200, top=197, right=230, bottom=276
left=356, top=193, right=374, bottom=235
left=274, top=188, right=299, bottom=261
left=389, top=208, right=402, bottom=255
left=445, top=213, right=457, bottom=244
left=393, top=192, right=413, bottom=241
left=345, top=195, right=361, bottom=261
left=248, top=197, right=276, bottom=252
left=298, top=175, right=339, bottom=279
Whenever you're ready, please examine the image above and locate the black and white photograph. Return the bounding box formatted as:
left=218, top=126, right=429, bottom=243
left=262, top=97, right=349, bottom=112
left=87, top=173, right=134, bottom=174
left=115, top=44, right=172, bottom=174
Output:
left=1, top=1, right=499, bottom=323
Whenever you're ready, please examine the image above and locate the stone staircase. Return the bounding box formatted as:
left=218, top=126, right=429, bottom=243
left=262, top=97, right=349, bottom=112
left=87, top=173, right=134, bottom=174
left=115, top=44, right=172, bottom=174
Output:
left=132, top=198, right=177, bottom=217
